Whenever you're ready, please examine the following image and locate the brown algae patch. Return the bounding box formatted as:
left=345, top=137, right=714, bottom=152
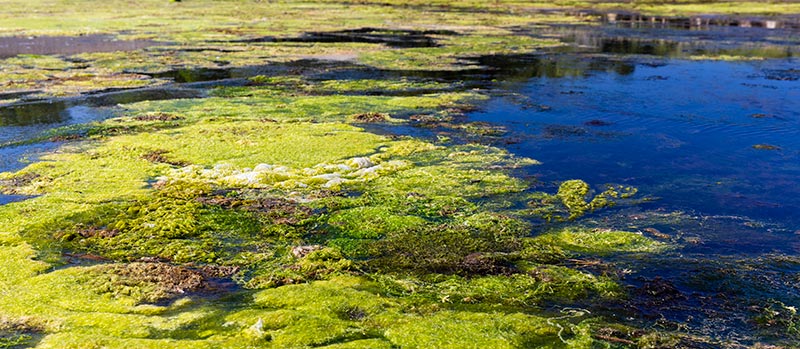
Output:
left=752, top=143, right=781, bottom=150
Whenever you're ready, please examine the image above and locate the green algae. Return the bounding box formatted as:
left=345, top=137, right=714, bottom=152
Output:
left=228, top=276, right=606, bottom=349
left=1, top=0, right=794, bottom=98
left=359, top=34, right=561, bottom=71
left=0, top=0, right=570, bottom=97
left=0, top=104, right=638, bottom=348
left=0, top=0, right=759, bottom=346
left=121, top=91, right=483, bottom=124
left=243, top=76, right=456, bottom=96
left=372, top=269, right=621, bottom=307
left=529, top=180, right=638, bottom=221
left=531, top=227, right=667, bottom=256
left=0, top=58, right=675, bottom=347
left=384, top=311, right=562, bottom=349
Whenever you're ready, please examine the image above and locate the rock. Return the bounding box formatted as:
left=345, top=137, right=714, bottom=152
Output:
left=323, top=178, right=347, bottom=188
left=214, top=163, right=233, bottom=171
left=226, top=172, right=261, bottom=185
left=291, top=245, right=322, bottom=258
left=347, top=157, right=374, bottom=169
left=254, top=164, right=273, bottom=172
left=250, top=318, right=263, bottom=333
left=353, top=165, right=382, bottom=177
left=313, top=173, right=341, bottom=181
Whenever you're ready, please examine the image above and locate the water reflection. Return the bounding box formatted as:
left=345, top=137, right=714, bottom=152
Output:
left=0, top=87, right=202, bottom=129
left=472, top=58, right=800, bottom=229
left=0, top=101, right=68, bottom=126
left=600, top=11, right=800, bottom=30
left=538, top=24, right=798, bottom=59
left=471, top=54, right=637, bottom=81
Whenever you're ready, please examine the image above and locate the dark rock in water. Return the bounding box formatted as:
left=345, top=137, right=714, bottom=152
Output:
left=636, top=276, right=686, bottom=306
left=350, top=112, right=389, bottom=123
left=584, top=119, right=613, bottom=127
left=458, top=252, right=516, bottom=276
left=763, top=69, right=800, bottom=81
left=542, top=124, right=588, bottom=138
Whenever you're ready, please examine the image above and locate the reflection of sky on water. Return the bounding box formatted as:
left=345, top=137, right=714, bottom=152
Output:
left=473, top=58, right=800, bottom=231
left=0, top=105, right=113, bottom=143
left=0, top=106, right=115, bottom=204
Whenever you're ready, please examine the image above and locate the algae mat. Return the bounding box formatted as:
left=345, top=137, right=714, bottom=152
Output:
left=1, top=1, right=799, bottom=348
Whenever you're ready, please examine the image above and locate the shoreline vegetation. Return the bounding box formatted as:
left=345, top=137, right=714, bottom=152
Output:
left=1, top=1, right=798, bottom=348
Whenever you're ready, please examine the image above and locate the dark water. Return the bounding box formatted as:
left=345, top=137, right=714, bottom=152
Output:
left=473, top=58, right=800, bottom=230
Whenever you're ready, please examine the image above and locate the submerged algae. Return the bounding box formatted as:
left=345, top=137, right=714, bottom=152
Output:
left=531, top=227, right=667, bottom=256
left=529, top=180, right=639, bottom=221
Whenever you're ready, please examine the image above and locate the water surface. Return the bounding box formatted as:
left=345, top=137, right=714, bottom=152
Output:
left=473, top=58, right=800, bottom=232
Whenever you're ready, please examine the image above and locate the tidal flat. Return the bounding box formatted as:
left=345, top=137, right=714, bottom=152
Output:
left=0, top=1, right=799, bottom=348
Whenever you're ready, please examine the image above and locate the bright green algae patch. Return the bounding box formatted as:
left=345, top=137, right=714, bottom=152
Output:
left=0, top=76, right=671, bottom=347
left=532, top=227, right=667, bottom=256
left=0, top=0, right=699, bottom=346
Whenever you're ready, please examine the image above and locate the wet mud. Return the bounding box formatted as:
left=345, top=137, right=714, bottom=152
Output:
left=231, top=27, right=456, bottom=48
left=0, top=34, right=160, bottom=59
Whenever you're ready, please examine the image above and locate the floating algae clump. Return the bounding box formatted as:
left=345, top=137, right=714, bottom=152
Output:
left=531, top=227, right=667, bottom=256
left=529, top=180, right=638, bottom=221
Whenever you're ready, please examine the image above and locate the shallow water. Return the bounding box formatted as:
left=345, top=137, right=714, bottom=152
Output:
left=0, top=105, right=115, bottom=203
left=0, top=35, right=158, bottom=58
left=468, top=24, right=800, bottom=341
left=472, top=58, right=800, bottom=231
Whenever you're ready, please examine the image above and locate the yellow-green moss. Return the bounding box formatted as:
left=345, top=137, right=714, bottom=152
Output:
left=529, top=180, right=638, bottom=221
left=531, top=227, right=667, bottom=255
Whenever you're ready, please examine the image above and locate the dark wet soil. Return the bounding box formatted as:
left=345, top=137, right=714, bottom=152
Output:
left=97, top=262, right=241, bottom=305
left=230, top=27, right=456, bottom=48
